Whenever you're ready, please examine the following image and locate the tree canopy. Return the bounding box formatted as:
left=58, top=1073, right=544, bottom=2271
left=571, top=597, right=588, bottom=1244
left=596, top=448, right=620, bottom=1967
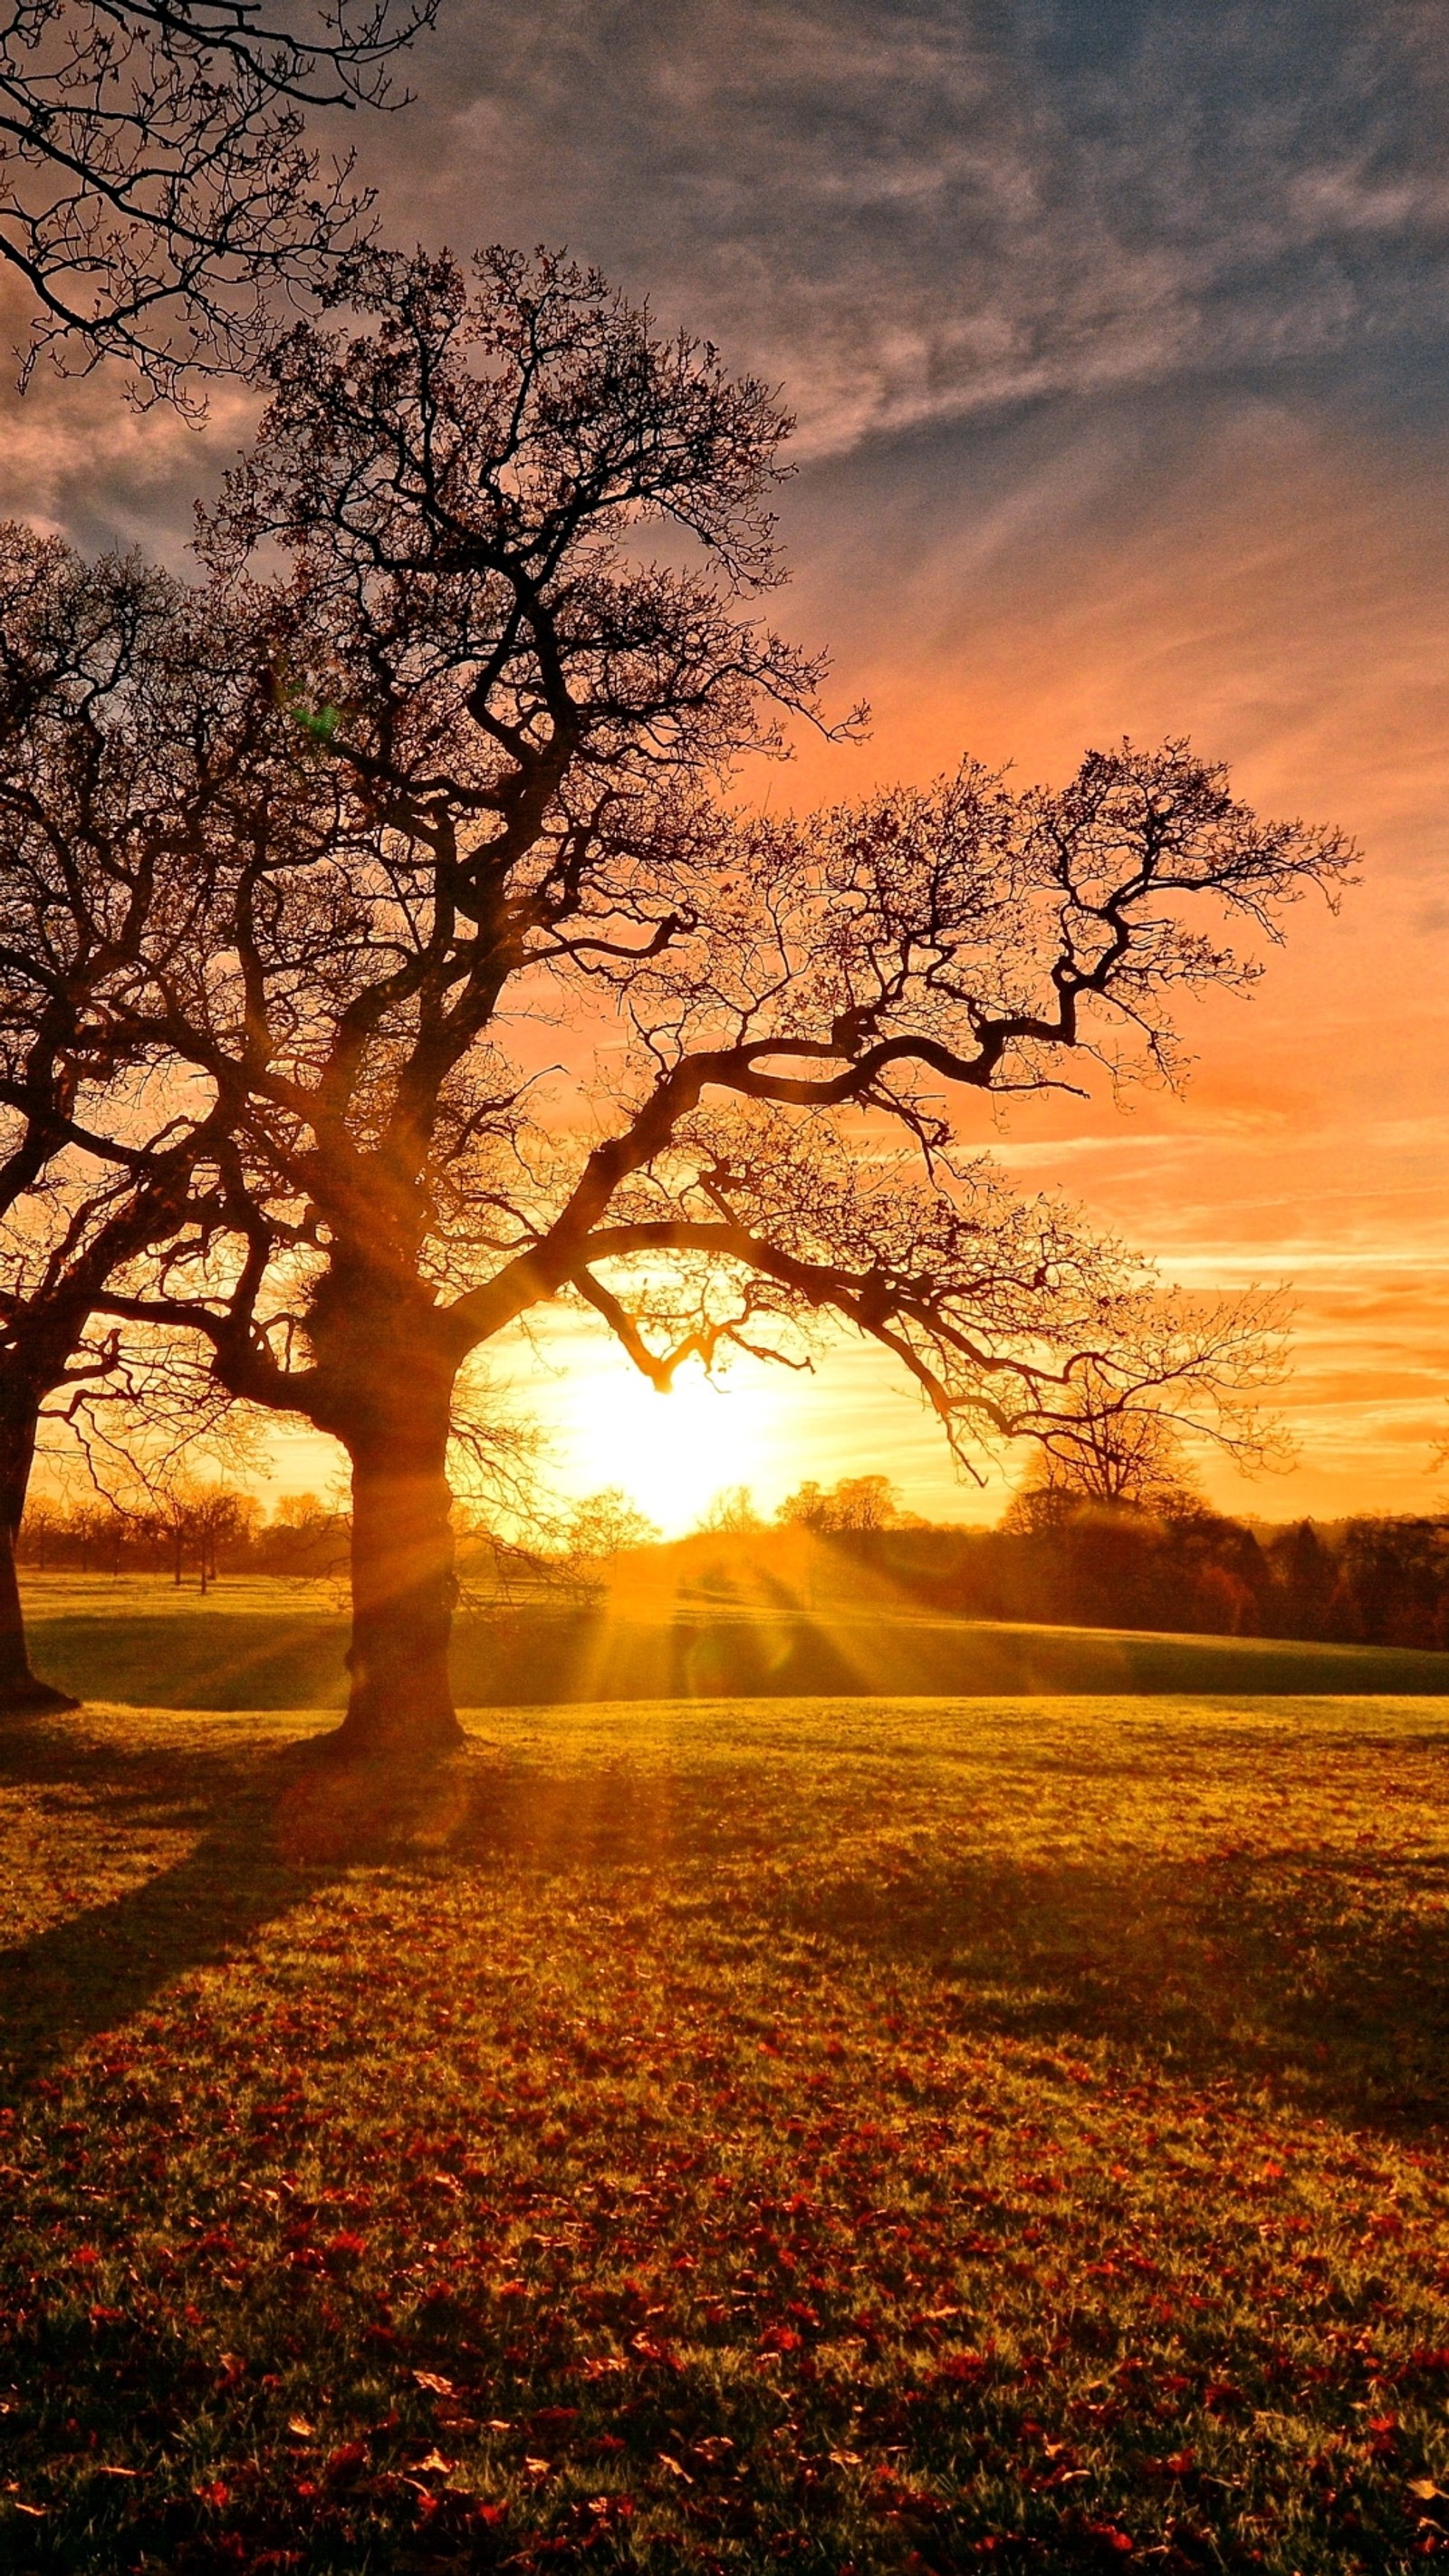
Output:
left=0, top=0, right=437, bottom=397
left=0, top=251, right=1356, bottom=1758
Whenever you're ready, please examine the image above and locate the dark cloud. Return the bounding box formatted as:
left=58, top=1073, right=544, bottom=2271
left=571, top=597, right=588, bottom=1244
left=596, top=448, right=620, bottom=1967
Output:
left=366, top=0, right=1449, bottom=449
left=10, top=2, right=1449, bottom=532
left=2, top=0, right=1444, bottom=1517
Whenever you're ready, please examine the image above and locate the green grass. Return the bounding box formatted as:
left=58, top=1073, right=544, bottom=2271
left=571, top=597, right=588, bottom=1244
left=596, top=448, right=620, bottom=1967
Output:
left=18, top=1573, right=1449, bottom=1706
left=1, top=1695, right=1448, bottom=2570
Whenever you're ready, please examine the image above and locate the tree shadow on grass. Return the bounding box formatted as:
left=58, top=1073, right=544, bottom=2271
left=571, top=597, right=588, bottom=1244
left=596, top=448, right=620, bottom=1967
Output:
left=773, top=1843, right=1449, bottom=2137
left=5, top=1715, right=1448, bottom=2141
left=0, top=1714, right=476, bottom=2100
left=447, top=1749, right=1449, bottom=2140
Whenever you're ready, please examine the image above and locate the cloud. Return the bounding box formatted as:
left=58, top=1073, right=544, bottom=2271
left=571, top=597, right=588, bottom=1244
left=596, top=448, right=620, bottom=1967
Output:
left=0, top=0, right=1442, bottom=1522
left=0, top=278, right=258, bottom=561
left=372, top=0, right=1449, bottom=452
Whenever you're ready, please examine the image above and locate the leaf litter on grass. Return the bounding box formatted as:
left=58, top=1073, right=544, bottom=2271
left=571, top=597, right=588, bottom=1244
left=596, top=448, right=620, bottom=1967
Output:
left=0, top=1693, right=1447, bottom=2571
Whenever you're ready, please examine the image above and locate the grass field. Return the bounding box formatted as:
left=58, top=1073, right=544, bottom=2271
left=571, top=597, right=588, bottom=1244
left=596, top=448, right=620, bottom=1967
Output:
left=2, top=1692, right=1448, bottom=2571
left=17, top=1574, right=1449, bottom=1706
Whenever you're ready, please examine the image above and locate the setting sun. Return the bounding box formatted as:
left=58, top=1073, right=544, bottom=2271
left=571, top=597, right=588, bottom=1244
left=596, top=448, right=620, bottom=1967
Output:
left=545, top=1340, right=794, bottom=1535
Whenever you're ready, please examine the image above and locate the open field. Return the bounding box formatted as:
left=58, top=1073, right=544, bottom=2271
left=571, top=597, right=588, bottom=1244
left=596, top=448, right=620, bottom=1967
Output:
left=17, top=1575, right=1449, bottom=1706
left=2, top=1693, right=1448, bottom=2570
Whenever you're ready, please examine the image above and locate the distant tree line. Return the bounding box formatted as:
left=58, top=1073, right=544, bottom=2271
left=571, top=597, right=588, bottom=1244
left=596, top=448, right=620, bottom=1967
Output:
left=18, top=1474, right=1449, bottom=1648
left=691, top=1475, right=1449, bottom=1651
left=843, top=1497, right=1449, bottom=1653
left=18, top=1489, right=344, bottom=1588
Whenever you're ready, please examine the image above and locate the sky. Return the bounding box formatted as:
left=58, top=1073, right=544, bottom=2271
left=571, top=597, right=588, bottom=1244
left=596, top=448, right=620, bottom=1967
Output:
left=9, top=0, right=1448, bottom=1531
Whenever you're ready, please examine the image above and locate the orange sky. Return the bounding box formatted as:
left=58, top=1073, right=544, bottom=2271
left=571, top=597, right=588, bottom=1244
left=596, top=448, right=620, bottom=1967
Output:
left=494, top=389, right=1449, bottom=1535
left=9, top=1, right=1447, bottom=1533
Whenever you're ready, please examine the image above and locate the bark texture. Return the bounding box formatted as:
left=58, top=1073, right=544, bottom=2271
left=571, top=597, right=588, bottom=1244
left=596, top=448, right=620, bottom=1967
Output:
left=0, top=1405, right=77, bottom=1715
left=330, top=1408, right=465, bottom=1763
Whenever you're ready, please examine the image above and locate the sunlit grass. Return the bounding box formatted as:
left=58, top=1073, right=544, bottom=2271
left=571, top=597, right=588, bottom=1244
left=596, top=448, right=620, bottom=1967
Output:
left=16, top=1569, right=1449, bottom=1710
left=1, top=1693, right=1447, bottom=2570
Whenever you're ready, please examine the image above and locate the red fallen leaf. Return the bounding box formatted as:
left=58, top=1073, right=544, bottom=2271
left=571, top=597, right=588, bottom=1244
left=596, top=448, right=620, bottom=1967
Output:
left=1163, top=2451, right=1196, bottom=2478
left=475, top=2504, right=508, bottom=2526
left=936, top=2350, right=989, bottom=2382
left=326, top=2441, right=369, bottom=2480
left=757, top=2326, right=803, bottom=2354
left=324, top=2232, right=367, bottom=2269
left=194, top=2480, right=231, bottom=2510
left=412, top=2370, right=456, bottom=2397
left=190, top=2228, right=239, bottom=2258
left=1084, top=2523, right=1135, bottom=2555
left=629, top=2331, right=679, bottom=2367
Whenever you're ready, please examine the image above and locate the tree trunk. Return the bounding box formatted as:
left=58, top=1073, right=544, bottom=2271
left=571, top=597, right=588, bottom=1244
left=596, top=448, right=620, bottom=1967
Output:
left=0, top=1402, right=78, bottom=1716
left=330, top=1415, right=465, bottom=1764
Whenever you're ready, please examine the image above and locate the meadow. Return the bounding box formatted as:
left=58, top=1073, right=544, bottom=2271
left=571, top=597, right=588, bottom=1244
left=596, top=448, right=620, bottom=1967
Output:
left=2, top=1689, right=1448, bottom=2571
left=16, top=1572, right=1449, bottom=1709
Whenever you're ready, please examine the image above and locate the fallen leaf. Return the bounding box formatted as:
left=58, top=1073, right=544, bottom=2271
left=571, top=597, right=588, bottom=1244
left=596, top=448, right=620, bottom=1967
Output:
left=413, top=2370, right=456, bottom=2396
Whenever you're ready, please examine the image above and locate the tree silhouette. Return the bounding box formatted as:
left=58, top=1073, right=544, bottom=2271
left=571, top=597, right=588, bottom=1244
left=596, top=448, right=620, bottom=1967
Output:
left=6, top=252, right=1352, bottom=1764
left=1003, top=1306, right=1294, bottom=1521
left=0, top=0, right=437, bottom=399
left=0, top=525, right=298, bottom=1707
left=778, top=1475, right=903, bottom=1534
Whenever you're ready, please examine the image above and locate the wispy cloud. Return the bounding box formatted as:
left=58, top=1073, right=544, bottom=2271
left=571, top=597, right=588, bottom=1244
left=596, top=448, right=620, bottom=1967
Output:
left=0, top=0, right=1443, bottom=1522
left=385, top=0, right=1449, bottom=452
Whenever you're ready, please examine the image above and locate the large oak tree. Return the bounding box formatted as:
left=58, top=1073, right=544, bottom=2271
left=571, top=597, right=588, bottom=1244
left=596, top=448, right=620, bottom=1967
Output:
left=10, top=251, right=1350, bottom=1762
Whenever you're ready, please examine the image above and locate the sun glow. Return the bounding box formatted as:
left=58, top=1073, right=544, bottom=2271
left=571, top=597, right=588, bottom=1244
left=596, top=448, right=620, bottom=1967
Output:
left=548, top=1343, right=798, bottom=1536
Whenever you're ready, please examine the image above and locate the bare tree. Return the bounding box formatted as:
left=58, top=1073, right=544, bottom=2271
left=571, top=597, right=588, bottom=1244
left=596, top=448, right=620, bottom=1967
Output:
left=696, top=1485, right=763, bottom=1533
left=1003, top=1288, right=1293, bottom=1523
left=778, top=1473, right=903, bottom=1533
left=22, top=250, right=1349, bottom=1767
left=565, top=1487, right=661, bottom=1565
left=0, top=0, right=438, bottom=399
left=0, top=524, right=286, bottom=1707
